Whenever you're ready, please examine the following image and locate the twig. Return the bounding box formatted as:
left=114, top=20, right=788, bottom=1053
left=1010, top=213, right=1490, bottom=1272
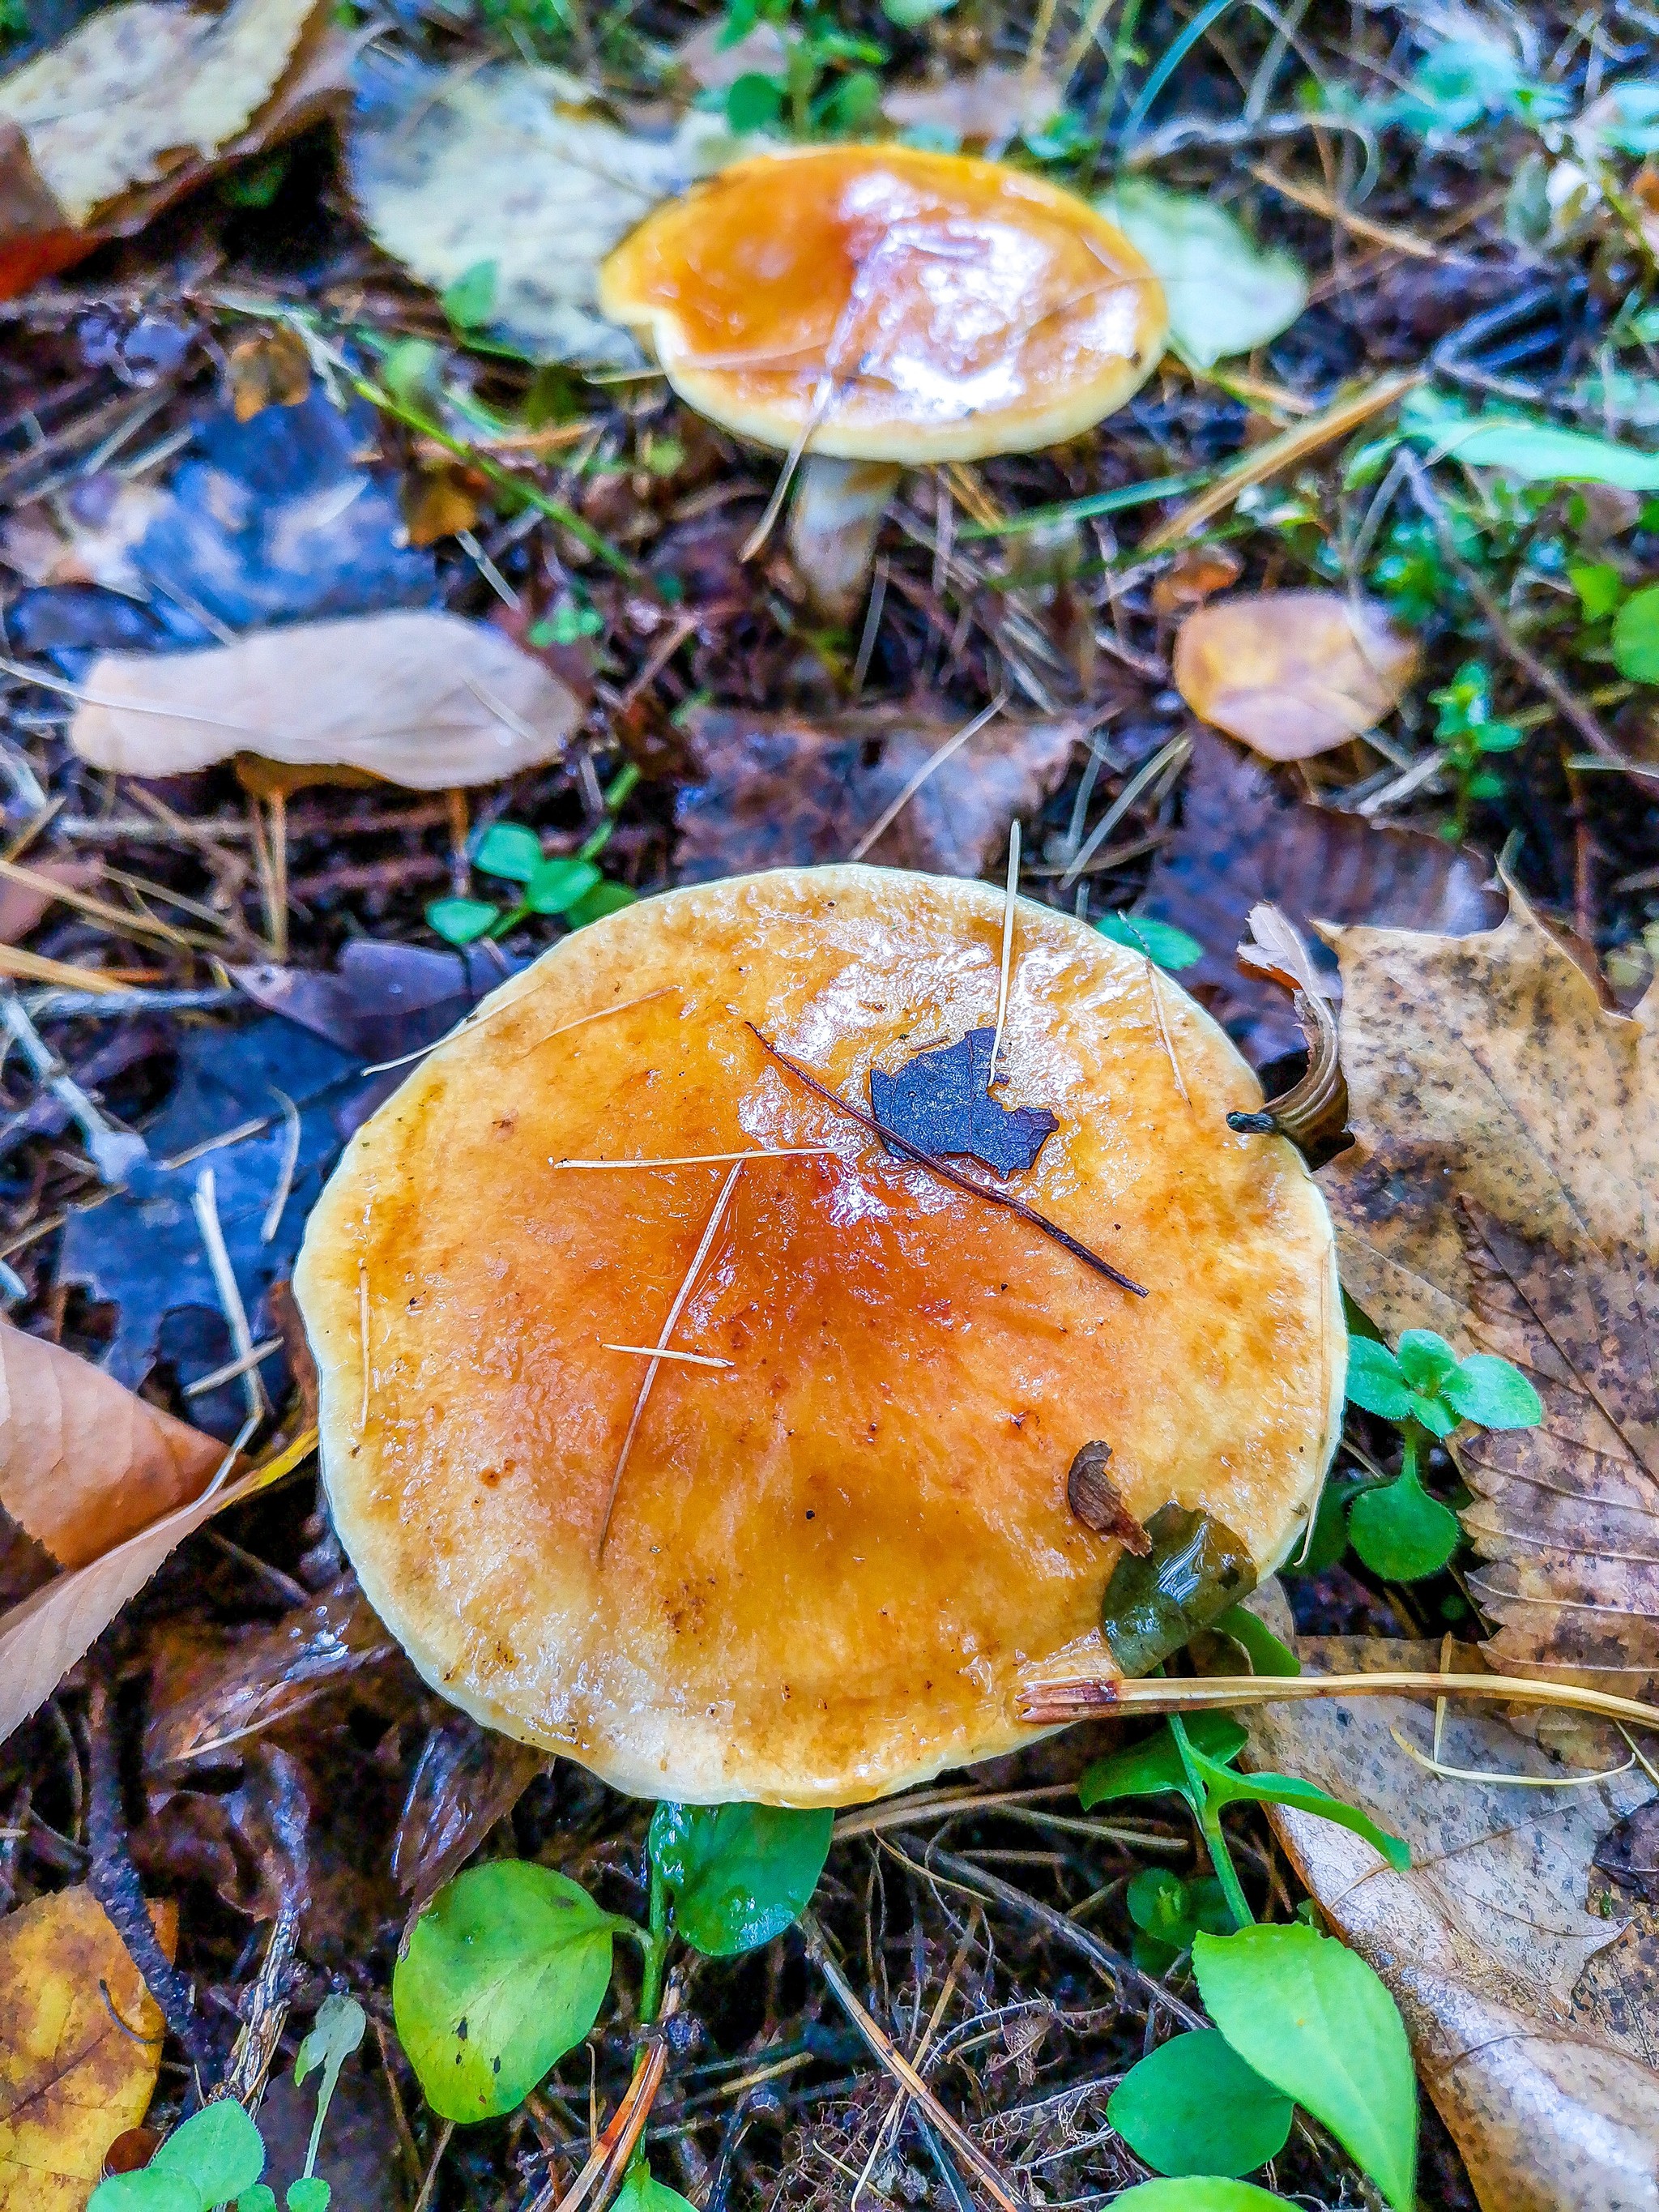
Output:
left=412, top=2120, right=455, bottom=2212
left=799, top=1912, right=1026, bottom=2212
left=85, top=1680, right=215, bottom=2084
left=748, top=1027, right=1147, bottom=1298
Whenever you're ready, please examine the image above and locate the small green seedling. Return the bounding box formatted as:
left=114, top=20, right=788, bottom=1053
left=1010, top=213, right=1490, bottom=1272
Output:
left=706, top=0, right=887, bottom=138
left=392, top=1800, right=830, bottom=2123
left=1344, top=1327, right=1542, bottom=1580
left=427, top=777, right=641, bottom=947
left=1427, top=661, right=1523, bottom=839
left=89, top=1996, right=367, bottom=2211
left=1095, top=914, right=1203, bottom=971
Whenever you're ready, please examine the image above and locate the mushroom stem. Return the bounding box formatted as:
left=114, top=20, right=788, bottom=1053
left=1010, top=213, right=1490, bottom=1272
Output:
left=786, top=455, right=902, bottom=626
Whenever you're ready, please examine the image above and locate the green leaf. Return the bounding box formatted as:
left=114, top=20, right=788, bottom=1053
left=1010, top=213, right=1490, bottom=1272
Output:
left=1388, top=37, right=1524, bottom=133
left=89, top=2180, right=199, bottom=2212
left=294, top=1992, right=365, bottom=2184
left=1212, top=1603, right=1299, bottom=1677
left=1078, top=1712, right=1247, bottom=1808
left=474, top=822, right=544, bottom=883
left=1095, top=913, right=1205, bottom=970
left=1108, top=2030, right=1294, bottom=2177
left=527, top=858, right=603, bottom=916
left=614, top=2163, right=698, bottom=2212
left=286, top=2185, right=331, bottom=2212
left=1343, top=1334, right=1414, bottom=1420
left=725, top=72, right=783, bottom=132
left=1126, top=1868, right=1230, bottom=1952
left=1098, top=1504, right=1256, bottom=1676
left=151, top=2103, right=267, bottom=2205
left=1349, top=1464, right=1461, bottom=1581
left=1614, top=583, right=1659, bottom=682
left=1104, top=2185, right=1286, bottom=2210
left=1441, top=1352, right=1542, bottom=1429
left=1393, top=1330, right=1458, bottom=1394
left=881, top=0, right=954, bottom=20
left=1569, top=559, right=1625, bottom=622
left=1096, top=180, right=1306, bottom=369
left=648, top=1803, right=833, bottom=1955
left=426, top=897, right=499, bottom=946
left=1191, top=1749, right=1411, bottom=1871
left=240, top=2191, right=279, bottom=2212
left=1402, top=389, right=1659, bottom=491
left=569, top=881, right=639, bottom=928
left=393, top=1861, right=621, bottom=2122
left=1193, top=1923, right=1418, bottom=2211
left=443, top=258, right=498, bottom=331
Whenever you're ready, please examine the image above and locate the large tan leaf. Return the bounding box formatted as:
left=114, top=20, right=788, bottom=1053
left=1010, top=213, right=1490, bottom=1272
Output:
left=0, top=1886, right=177, bottom=2211
left=0, top=0, right=320, bottom=225
left=349, top=56, right=740, bottom=366
left=0, top=1321, right=222, bottom=1586
left=70, top=612, right=579, bottom=791
left=1321, top=896, right=1659, bottom=1704
left=1244, top=1636, right=1659, bottom=2212
left=1173, top=589, right=1419, bottom=760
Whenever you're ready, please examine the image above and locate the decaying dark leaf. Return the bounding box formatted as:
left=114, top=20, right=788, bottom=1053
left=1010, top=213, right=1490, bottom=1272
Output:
left=1141, top=732, right=1505, bottom=1062
left=675, top=705, right=1081, bottom=883
left=1099, top=1502, right=1256, bottom=1676
left=1596, top=1800, right=1659, bottom=1903
left=391, top=1712, right=548, bottom=1911
left=870, top=1028, right=1057, bottom=1180
left=1065, top=1441, right=1149, bottom=1552
left=1321, top=896, right=1659, bottom=1706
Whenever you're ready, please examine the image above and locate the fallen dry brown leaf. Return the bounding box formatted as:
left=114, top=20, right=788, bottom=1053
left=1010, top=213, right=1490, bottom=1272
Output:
left=0, top=1320, right=223, bottom=1600
left=70, top=611, right=580, bottom=790
left=1140, top=731, right=1504, bottom=1061
left=0, top=1885, right=177, bottom=2211
left=1323, top=895, right=1659, bottom=1707
left=1245, top=1632, right=1659, bottom=2212
left=0, top=0, right=346, bottom=298
left=1173, top=587, right=1419, bottom=759
left=674, top=704, right=1080, bottom=882
left=881, top=64, right=1063, bottom=147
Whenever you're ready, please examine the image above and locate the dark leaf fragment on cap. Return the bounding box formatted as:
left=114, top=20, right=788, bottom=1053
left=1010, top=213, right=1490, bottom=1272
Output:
left=871, top=1027, right=1057, bottom=1179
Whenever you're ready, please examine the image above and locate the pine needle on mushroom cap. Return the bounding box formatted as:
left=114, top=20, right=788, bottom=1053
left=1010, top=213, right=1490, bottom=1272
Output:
left=292, top=865, right=1341, bottom=1808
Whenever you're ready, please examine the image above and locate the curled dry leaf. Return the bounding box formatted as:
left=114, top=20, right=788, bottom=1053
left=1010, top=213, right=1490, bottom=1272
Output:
left=1322, top=894, right=1659, bottom=1706
left=1243, top=1635, right=1659, bottom=2212
left=70, top=611, right=579, bottom=790
left=674, top=703, right=1080, bottom=882
left=1174, top=590, right=1419, bottom=761
left=1230, top=903, right=1347, bottom=1151
left=1140, top=732, right=1505, bottom=1063
left=0, top=1886, right=178, bottom=2210
left=0, top=0, right=346, bottom=298
left=0, top=1319, right=224, bottom=1603
left=349, top=56, right=739, bottom=366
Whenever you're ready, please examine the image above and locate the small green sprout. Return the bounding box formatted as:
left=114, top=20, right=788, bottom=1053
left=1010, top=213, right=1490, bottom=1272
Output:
left=1427, top=661, right=1524, bottom=839
left=1343, top=1327, right=1542, bottom=1581
left=427, top=774, right=641, bottom=948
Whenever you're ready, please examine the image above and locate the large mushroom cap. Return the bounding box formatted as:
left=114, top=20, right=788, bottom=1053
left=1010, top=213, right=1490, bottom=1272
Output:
left=597, top=145, right=1167, bottom=464
left=295, top=866, right=1340, bottom=1806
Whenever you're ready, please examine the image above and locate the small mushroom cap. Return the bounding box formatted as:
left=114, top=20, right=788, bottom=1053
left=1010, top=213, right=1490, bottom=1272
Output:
left=294, top=867, right=1340, bottom=1807
left=598, top=145, right=1167, bottom=464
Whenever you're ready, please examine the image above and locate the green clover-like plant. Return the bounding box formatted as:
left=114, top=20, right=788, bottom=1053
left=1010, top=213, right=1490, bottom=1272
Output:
left=89, top=2099, right=265, bottom=2210
left=1344, top=1327, right=1542, bottom=1582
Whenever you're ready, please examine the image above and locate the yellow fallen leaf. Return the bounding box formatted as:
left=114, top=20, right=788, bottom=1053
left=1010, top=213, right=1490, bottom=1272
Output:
left=0, top=1886, right=177, bottom=2211
left=70, top=611, right=580, bottom=790
left=1173, top=587, right=1419, bottom=759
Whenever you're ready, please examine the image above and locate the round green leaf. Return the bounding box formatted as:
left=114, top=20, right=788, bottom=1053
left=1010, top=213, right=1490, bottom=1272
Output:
left=648, top=1803, right=832, bottom=1956
left=527, top=858, right=603, bottom=916
left=1105, top=2185, right=1286, bottom=2210
left=569, top=881, right=639, bottom=929
left=726, top=72, right=783, bottom=133
left=614, top=2163, right=697, bottom=2212
left=1343, top=1337, right=1414, bottom=1421
left=426, top=897, right=499, bottom=946
left=240, top=2192, right=279, bottom=2212
left=1615, top=583, right=1659, bottom=683
left=1393, top=1329, right=1458, bottom=1393
left=150, top=2101, right=267, bottom=2202
left=474, top=822, right=544, bottom=883
left=1108, top=2029, right=1294, bottom=2177
left=88, top=2179, right=199, bottom=2212
left=1094, top=913, right=1205, bottom=970
left=1096, top=179, right=1307, bottom=369
left=1192, top=1924, right=1417, bottom=2212
left=1348, top=1466, right=1461, bottom=1581
left=393, top=1862, right=620, bottom=2122
left=1440, top=1352, right=1542, bottom=1429
left=1078, top=1713, right=1246, bottom=1808
left=286, top=2184, right=331, bottom=2212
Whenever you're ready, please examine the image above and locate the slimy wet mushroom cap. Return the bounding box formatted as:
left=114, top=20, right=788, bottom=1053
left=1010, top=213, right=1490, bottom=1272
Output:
left=293, top=866, right=1341, bottom=1807
left=597, top=144, right=1168, bottom=464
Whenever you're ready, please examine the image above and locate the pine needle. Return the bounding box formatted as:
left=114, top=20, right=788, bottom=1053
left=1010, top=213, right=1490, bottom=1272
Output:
left=555, top=1147, right=831, bottom=1169
left=601, top=1342, right=733, bottom=1369
left=988, top=819, right=1020, bottom=1090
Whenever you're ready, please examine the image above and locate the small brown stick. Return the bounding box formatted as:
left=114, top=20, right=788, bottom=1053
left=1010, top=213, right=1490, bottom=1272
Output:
left=85, top=1679, right=215, bottom=2083
left=534, top=2035, right=670, bottom=2212
left=748, top=1026, right=1147, bottom=1297
left=799, top=1912, right=1026, bottom=2212
left=1017, top=1668, right=1659, bottom=1734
